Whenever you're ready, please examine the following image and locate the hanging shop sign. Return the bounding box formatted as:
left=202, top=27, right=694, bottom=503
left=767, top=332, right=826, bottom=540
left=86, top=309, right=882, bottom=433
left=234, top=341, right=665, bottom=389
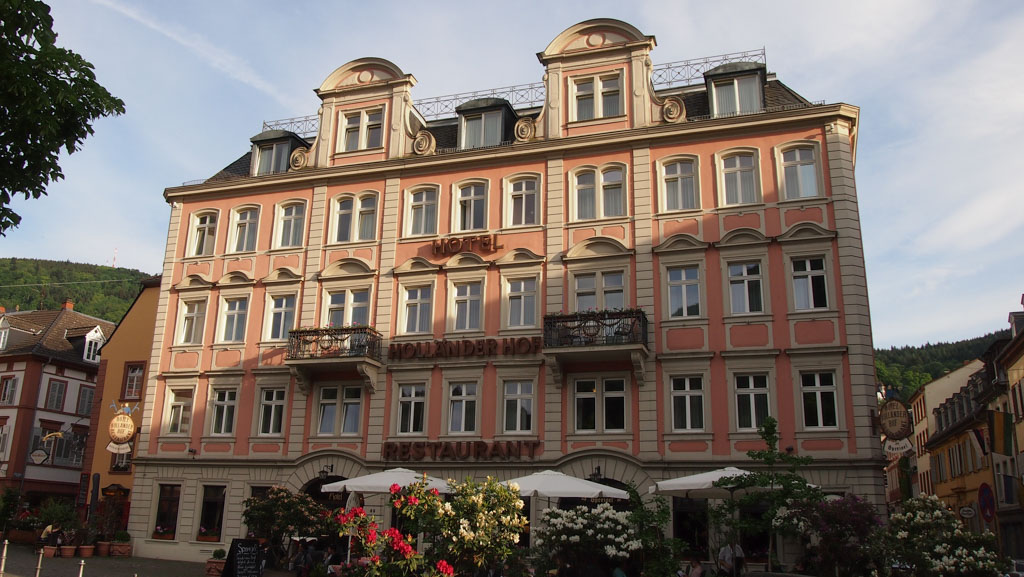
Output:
left=432, top=234, right=504, bottom=256
left=883, top=438, right=914, bottom=455
left=878, top=400, right=912, bottom=440
left=381, top=440, right=542, bottom=462
left=959, top=506, right=976, bottom=519
left=108, top=413, right=136, bottom=444
left=388, top=336, right=542, bottom=360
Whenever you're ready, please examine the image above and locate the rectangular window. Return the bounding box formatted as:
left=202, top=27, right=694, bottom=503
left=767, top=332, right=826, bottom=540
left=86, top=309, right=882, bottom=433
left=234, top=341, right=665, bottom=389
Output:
left=782, top=147, right=819, bottom=199
left=259, top=389, right=285, bottom=435
left=77, top=386, right=94, bottom=416
left=802, top=372, right=838, bottom=428
left=671, top=376, right=704, bottom=431
left=602, top=169, right=625, bottom=217
left=198, top=486, right=226, bottom=539
left=233, top=208, right=258, bottom=252
left=319, top=386, right=362, bottom=435
left=793, top=258, right=828, bottom=310
left=664, top=159, right=697, bottom=211
left=166, top=389, right=193, bottom=434
left=503, top=381, right=533, bottom=433
left=111, top=447, right=133, bottom=473
left=510, top=179, right=538, bottom=226
left=327, top=289, right=370, bottom=327
left=668, top=266, right=700, bottom=318
left=714, top=76, right=760, bottom=117
left=279, top=204, right=305, bottom=248
left=123, top=363, right=144, bottom=400
left=342, top=387, right=362, bottom=434
left=256, top=142, right=290, bottom=175
left=45, top=380, right=66, bottom=411
left=409, top=189, right=438, bottom=236
left=398, top=384, right=425, bottom=434
left=404, top=286, right=432, bottom=334
left=448, top=383, right=477, bottom=433
left=340, top=108, right=384, bottom=152
left=736, top=374, right=769, bottom=430
left=180, top=300, right=206, bottom=345
left=153, top=484, right=181, bottom=539
left=193, top=213, right=217, bottom=256
left=573, top=73, right=622, bottom=121
left=269, top=295, right=296, bottom=340
left=221, top=297, right=248, bottom=342
left=458, top=184, right=486, bottom=231
left=728, top=262, right=763, bottom=314
left=85, top=338, right=101, bottom=362
left=0, top=376, right=17, bottom=405
left=574, top=378, right=626, bottom=433
left=723, top=154, right=758, bottom=205
left=576, top=172, right=596, bottom=220
left=507, top=278, right=536, bottom=327
left=454, top=282, right=482, bottom=331
left=463, top=111, right=502, bottom=149
left=318, top=388, right=338, bottom=436
left=574, top=271, right=624, bottom=312
left=211, top=389, right=236, bottom=435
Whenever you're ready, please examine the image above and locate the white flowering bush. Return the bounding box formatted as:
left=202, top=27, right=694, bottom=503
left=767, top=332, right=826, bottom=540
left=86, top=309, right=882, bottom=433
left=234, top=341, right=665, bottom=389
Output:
left=534, top=503, right=642, bottom=572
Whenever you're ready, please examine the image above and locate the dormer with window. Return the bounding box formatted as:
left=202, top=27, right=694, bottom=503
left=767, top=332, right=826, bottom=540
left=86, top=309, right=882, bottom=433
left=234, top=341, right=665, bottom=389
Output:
left=456, top=98, right=515, bottom=150
left=704, top=62, right=766, bottom=118
left=0, top=317, right=8, bottom=350
left=65, top=325, right=105, bottom=363
left=250, top=130, right=307, bottom=176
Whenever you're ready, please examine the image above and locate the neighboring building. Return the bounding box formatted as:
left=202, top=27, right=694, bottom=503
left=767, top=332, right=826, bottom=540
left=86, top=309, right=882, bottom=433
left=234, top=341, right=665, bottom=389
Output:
left=996, top=301, right=1024, bottom=558
left=0, top=300, right=115, bottom=505
left=82, top=277, right=161, bottom=528
left=130, top=18, right=883, bottom=561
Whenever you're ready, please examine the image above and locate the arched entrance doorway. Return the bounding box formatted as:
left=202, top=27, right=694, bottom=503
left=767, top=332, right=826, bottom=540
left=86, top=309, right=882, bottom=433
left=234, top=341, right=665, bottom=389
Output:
left=303, top=475, right=350, bottom=511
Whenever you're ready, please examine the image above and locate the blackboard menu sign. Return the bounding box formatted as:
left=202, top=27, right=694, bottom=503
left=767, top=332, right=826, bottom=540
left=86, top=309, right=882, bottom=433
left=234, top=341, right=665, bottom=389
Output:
left=223, top=538, right=261, bottom=577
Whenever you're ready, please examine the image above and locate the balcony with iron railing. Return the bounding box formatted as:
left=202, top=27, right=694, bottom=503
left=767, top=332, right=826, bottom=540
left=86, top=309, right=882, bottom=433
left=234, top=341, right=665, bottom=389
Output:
left=542, top=309, right=649, bottom=385
left=285, top=326, right=384, bottom=393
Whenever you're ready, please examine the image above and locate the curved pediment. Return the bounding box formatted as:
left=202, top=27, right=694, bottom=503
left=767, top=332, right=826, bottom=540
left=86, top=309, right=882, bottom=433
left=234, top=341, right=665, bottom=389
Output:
left=495, top=248, right=545, bottom=267
left=716, top=228, right=768, bottom=249
left=174, top=274, right=213, bottom=291
left=318, top=58, right=411, bottom=93
left=215, top=271, right=254, bottom=287
left=444, top=252, right=489, bottom=271
left=319, top=258, right=375, bottom=280
left=777, top=222, right=837, bottom=244
left=541, top=19, right=652, bottom=60
left=394, top=257, right=441, bottom=276
left=564, top=236, right=633, bottom=262
left=653, top=234, right=709, bottom=254
left=261, top=267, right=302, bottom=285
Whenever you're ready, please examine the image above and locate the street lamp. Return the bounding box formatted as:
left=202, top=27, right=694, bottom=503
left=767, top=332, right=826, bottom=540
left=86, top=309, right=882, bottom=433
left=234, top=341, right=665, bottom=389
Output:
left=318, top=465, right=334, bottom=481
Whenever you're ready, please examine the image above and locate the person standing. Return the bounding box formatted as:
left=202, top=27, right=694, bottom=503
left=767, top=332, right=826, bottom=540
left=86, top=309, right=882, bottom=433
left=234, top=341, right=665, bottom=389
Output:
left=718, top=543, right=744, bottom=576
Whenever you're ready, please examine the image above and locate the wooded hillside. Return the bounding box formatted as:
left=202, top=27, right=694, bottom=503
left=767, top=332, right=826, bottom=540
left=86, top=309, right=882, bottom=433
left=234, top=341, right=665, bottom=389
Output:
left=0, top=258, right=154, bottom=323
left=875, top=330, right=1011, bottom=397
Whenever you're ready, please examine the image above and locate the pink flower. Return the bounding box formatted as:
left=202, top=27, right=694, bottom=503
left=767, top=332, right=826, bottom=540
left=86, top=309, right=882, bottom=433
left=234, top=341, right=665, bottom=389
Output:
left=430, top=488, right=440, bottom=496
left=390, top=483, right=401, bottom=494
left=407, top=496, right=419, bottom=505
left=436, top=560, right=455, bottom=576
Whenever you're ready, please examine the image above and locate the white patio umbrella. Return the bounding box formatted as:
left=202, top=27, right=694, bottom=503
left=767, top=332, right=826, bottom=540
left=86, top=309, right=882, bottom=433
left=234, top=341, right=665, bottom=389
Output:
left=320, top=467, right=449, bottom=494
left=503, top=469, right=629, bottom=499
left=647, top=467, right=760, bottom=499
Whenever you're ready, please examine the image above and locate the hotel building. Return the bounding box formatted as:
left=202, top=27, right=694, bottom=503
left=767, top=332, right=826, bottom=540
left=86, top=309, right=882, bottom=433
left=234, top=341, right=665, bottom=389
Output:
left=129, top=19, right=883, bottom=560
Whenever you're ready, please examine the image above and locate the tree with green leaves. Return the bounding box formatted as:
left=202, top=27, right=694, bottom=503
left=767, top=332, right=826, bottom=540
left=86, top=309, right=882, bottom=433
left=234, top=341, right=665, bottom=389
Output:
left=0, top=0, right=125, bottom=234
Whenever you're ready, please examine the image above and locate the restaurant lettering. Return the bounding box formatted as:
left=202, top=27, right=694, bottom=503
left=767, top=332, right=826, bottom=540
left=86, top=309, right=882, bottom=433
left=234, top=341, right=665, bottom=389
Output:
left=382, top=440, right=542, bottom=462
left=432, top=234, right=504, bottom=256
left=389, top=337, right=542, bottom=360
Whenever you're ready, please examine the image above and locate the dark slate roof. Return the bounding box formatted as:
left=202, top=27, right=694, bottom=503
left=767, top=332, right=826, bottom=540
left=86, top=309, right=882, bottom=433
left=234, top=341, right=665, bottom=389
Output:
left=425, top=122, right=459, bottom=150
left=207, top=152, right=252, bottom=183
left=0, top=309, right=116, bottom=367
left=764, top=79, right=810, bottom=107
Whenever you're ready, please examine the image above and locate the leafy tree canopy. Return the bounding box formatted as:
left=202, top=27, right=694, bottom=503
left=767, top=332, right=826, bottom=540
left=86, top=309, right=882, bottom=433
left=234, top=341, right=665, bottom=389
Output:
left=875, top=330, right=1009, bottom=397
left=0, top=0, right=125, bottom=234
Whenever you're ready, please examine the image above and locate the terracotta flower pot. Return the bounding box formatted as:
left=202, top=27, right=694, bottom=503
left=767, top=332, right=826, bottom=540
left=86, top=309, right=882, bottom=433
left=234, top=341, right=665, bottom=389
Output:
left=78, top=545, right=95, bottom=558
left=205, top=558, right=226, bottom=577
left=95, top=541, right=111, bottom=556
left=42, top=545, right=57, bottom=558
left=59, top=545, right=76, bottom=557
left=109, top=542, right=132, bottom=556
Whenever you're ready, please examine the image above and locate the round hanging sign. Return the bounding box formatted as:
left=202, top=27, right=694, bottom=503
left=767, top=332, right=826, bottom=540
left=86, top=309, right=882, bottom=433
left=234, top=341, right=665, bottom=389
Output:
left=108, top=413, right=136, bottom=444
left=879, top=400, right=912, bottom=440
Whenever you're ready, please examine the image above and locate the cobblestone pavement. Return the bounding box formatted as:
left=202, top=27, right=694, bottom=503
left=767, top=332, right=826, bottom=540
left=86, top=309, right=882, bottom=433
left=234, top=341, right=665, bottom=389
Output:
left=0, top=543, right=293, bottom=577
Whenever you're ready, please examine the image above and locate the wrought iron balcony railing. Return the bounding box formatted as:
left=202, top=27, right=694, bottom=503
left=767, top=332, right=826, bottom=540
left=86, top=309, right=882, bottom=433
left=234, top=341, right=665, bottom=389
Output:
left=543, top=309, right=648, bottom=349
left=286, top=326, right=383, bottom=362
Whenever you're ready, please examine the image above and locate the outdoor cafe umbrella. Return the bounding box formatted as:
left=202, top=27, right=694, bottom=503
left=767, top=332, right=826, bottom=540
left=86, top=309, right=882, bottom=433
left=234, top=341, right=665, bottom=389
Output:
left=502, top=469, right=629, bottom=499
left=320, top=467, right=449, bottom=494
left=647, top=466, right=756, bottom=499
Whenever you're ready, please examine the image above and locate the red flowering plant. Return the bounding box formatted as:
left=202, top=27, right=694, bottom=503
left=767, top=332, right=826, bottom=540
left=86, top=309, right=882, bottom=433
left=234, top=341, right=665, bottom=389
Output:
left=331, top=505, right=449, bottom=577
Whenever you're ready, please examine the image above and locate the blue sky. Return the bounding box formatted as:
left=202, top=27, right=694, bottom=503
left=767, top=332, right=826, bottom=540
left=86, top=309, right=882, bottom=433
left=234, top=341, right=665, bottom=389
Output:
left=1, top=0, right=1022, bottom=348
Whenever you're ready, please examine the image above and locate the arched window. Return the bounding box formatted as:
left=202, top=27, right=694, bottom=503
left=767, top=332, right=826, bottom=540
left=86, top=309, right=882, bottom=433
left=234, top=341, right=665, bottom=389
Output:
left=334, top=193, right=377, bottom=242
left=277, top=202, right=305, bottom=248
left=231, top=207, right=259, bottom=252
left=781, top=146, right=820, bottom=199
left=191, top=211, right=218, bottom=257
left=456, top=182, right=487, bottom=231
left=572, top=165, right=626, bottom=220
left=505, top=175, right=539, bottom=227
left=717, top=149, right=761, bottom=206
left=407, top=187, right=438, bottom=236
left=659, top=156, right=699, bottom=212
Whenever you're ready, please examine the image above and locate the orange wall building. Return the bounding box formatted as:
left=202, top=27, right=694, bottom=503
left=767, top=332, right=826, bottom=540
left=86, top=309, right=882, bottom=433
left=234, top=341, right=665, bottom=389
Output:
left=127, top=19, right=883, bottom=560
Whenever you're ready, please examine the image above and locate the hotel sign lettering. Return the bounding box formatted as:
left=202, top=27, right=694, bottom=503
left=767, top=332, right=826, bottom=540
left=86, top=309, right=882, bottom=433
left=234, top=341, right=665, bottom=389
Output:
left=432, top=234, right=504, bottom=256
left=382, top=440, right=542, bottom=462
left=389, top=336, right=542, bottom=360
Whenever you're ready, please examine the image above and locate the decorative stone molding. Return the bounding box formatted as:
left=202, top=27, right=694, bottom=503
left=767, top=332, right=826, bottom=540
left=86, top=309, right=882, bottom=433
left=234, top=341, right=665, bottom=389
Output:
left=514, top=117, right=535, bottom=142
left=289, top=147, right=309, bottom=170
left=412, top=130, right=436, bottom=156
left=662, top=96, right=685, bottom=123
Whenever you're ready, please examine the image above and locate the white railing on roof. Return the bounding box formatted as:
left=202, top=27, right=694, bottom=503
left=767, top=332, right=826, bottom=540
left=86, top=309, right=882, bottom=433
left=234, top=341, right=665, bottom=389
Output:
left=260, top=48, right=767, bottom=134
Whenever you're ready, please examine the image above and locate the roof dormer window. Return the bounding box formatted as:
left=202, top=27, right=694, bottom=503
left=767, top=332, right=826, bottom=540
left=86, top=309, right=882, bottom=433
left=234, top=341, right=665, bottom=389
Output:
left=0, top=327, right=7, bottom=350
left=256, top=142, right=290, bottom=175
left=84, top=334, right=103, bottom=363
left=705, top=62, right=765, bottom=118
left=339, top=108, right=384, bottom=152
left=462, top=111, right=502, bottom=149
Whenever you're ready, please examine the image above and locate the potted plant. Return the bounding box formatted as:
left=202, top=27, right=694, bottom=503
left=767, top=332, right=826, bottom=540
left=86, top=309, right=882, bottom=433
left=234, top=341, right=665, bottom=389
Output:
left=196, top=525, right=221, bottom=542
left=94, top=498, right=125, bottom=556
left=58, top=528, right=78, bottom=557
left=78, top=524, right=97, bottom=558
left=151, top=524, right=176, bottom=540
left=205, top=548, right=227, bottom=577
left=109, top=530, right=132, bottom=556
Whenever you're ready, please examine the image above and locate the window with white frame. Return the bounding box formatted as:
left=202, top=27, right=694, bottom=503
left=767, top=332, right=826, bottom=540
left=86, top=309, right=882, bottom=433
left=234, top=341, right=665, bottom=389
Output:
left=278, top=203, right=305, bottom=248
left=0, top=328, right=7, bottom=350
left=721, top=153, right=759, bottom=205
left=45, top=379, right=66, bottom=411
left=0, top=376, right=16, bottom=405
left=179, top=300, right=206, bottom=345
left=317, top=386, right=362, bottom=435
left=457, top=183, right=487, bottom=231
left=781, top=147, right=819, bottom=199
left=334, top=194, right=377, bottom=243
left=268, top=295, right=296, bottom=340
left=340, top=108, right=383, bottom=152
left=166, top=388, right=193, bottom=434
left=503, top=380, right=533, bottom=433
left=801, top=372, right=838, bottom=428
left=448, top=383, right=477, bottom=433
left=211, top=389, right=236, bottom=435
left=713, top=76, right=761, bottom=117
left=573, top=73, right=622, bottom=121
left=792, top=257, right=828, bottom=310
left=462, top=111, right=502, bottom=149
left=403, top=286, right=432, bottom=334
left=662, top=159, right=699, bottom=211
left=192, top=212, right=217, bottom=257
left=736, top=374, right=769, bottom=430
left=574, top=271, right=624, bottom=312
left=232, top=207, right=259, bottom=252
left=508, top=178, right=538, bottom=226
left=85, top=336, right=102, bottom=362
left=667, top=266, right=700, bottom=318
left=123, top=363, right=144, bottom=400
left=398, top=384, right=425, bottom=434
left=728, top=262, right=763, bottom=314
left=453, top=281, right=482, bottom=331
left=671, top=376, right=704, bottom=431
left=221, top=297, right=248, bottom=342
left=574, top=378, right=626, bottom=432
left=507, top=278, right=536, bottom=327
left=574, top=168, right=625, bottom=220
left=258, top=389, right=285, bottom=435
left=77, top=386, right=94, bottom=416
left=407, top=188, right=438, bottom=236
left=326, top=289, right=370, bottom=327
left=256, top=142, right=290, bottom=175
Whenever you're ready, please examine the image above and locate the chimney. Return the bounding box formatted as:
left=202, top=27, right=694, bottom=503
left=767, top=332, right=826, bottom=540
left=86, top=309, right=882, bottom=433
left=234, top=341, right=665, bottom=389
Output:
left=1010, top=311, right=1024, bottom=338
left=61, top=299, right=74, bottom=311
